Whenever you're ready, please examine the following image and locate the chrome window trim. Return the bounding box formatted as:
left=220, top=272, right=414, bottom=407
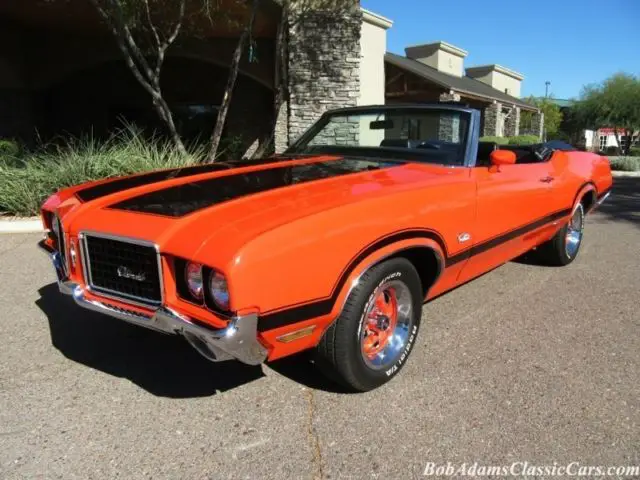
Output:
left=79, top=230, right=164, bottom=309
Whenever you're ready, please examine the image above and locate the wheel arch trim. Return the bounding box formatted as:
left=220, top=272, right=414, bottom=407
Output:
left=573, top=182, right=598, bottom=213
left=257, top=229, right=447, bottom=333
left=334, top=240, right=446, bottom=317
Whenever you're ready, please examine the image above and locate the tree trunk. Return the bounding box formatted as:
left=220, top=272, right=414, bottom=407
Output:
left=252, top=2, right=288, bottom=159
left=625, top=128, right=633, bottom=155
left=88, top=0, right=188, bottom=157
left=613, top=127, right=622, bottom=155
left=156, top=95, right=188, bottom=157
left=206, top=0, right=261, bottom=163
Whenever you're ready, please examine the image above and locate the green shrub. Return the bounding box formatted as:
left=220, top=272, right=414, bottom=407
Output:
left=479, top=136, right=509, bottom=145
left=507, top=135, right=540, bottom=145
left=629, top=146, right=640, bottom=157
left=608, top=156, right=640, bottom=172
left=479, top=135, right=541, bottom=146
left=0, top=127, right=203, bottom=217
left=0, top=139, right=20, bottom=158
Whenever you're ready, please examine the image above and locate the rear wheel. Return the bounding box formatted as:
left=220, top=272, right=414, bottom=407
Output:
left=314, top=258, right=423, bottom=392
left=536, top=203, right=585, bottom=266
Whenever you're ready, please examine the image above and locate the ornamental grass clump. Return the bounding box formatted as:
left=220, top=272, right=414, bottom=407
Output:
left=0, top=127, right=203, bottom=217
left=608, top=156, right=640, bottom=172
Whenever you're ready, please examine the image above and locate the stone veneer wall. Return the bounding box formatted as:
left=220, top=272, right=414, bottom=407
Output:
left=520, top=111, right=545, bottom=140
left=482, top=102, right=502, bottom=137
left=279, top=1, right=362, bottom=150
left=438, top=92, right=461, bottom=142
left=503, top=106, right=521, bottom=137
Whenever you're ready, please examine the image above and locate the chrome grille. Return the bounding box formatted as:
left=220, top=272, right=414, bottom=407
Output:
left=81, top=233, right=162, bottom=307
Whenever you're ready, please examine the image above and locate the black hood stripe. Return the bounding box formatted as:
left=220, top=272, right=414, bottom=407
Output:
left=74, top=157, right=311, bottom=202
left=109, top=158, right=399, bottom=218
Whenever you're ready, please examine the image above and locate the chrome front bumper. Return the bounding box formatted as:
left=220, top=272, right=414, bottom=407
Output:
left=39, top=241, right=267, bottom=366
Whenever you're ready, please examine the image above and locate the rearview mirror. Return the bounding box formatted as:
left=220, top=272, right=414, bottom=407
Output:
left=490, top=150, right=517, bottom=166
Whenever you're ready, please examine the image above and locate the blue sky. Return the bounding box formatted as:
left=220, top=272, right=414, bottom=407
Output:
left=361, top=0, right=640, bottom=99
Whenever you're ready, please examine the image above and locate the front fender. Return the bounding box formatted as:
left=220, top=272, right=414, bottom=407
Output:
left=257, top=235, right=446, bottom=361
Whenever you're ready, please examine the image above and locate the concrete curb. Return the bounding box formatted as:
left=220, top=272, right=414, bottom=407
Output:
left=612, top=171, right=640, bottom=177
left=0, top=217, right=43, bottom=234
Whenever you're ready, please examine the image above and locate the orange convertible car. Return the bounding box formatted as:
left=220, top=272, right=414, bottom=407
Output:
left=39, top=105, right=612, bottom=391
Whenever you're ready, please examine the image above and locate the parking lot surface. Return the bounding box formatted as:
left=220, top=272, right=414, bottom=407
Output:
left=1, top=178, right=638, bottom=479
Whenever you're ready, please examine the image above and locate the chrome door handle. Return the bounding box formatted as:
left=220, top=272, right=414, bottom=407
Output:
left=539, top=176, right=555, bottom=183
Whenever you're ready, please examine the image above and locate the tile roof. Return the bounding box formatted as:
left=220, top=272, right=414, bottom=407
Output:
left=385, top=52, right=538, bottom=112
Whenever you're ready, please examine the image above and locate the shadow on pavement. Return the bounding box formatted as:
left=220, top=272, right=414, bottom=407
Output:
left=594, top=177, right=640, bottom=228
left=35, top=283, right=265, bottom=398
left=269, top=354, right=353, bottom=394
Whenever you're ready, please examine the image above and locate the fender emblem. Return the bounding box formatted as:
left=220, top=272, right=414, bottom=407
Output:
left=457, top=233, right=471, bottom=243
left=117, top=266, right=146, bottom=282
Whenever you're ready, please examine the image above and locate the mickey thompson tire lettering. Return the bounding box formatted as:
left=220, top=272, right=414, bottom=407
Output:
left=313, top=257, right=424, bottom=392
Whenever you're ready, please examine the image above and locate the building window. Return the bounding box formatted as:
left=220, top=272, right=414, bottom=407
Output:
left=599, top=135, right=607, bottom=150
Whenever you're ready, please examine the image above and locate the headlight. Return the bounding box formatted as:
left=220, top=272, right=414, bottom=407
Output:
left=185, top=262, right=203, bottom=300
left=209, top=271, right=230, bottom=311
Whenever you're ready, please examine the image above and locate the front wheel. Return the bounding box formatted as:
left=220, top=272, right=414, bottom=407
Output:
left=314, top=258, right=423, bottom=392
left=536, top=203, right=585, bottom=266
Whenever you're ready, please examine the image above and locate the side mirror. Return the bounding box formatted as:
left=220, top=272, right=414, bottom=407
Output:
left=490, top=150, right=517, bottom=166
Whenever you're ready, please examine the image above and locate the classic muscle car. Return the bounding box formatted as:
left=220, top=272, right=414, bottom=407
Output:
left=39, top=104, right=612, bottom=391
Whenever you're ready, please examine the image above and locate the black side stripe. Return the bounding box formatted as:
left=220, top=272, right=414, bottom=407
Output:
left=446, top=208, right=571, bottom=267
left=258, top=208, right=572, bottom=332
left=257, top=229, right=447, bottom=332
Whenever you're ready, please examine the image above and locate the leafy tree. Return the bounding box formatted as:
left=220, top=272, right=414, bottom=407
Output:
left=521, top=96, right=563, bottom=139
left=86, top=0, right=252, bottom=160
left=69, top=0, right=356, bottom=162
left=88, top=0, right=189, bottom=155
left=572, top=73, right=640, bottom=155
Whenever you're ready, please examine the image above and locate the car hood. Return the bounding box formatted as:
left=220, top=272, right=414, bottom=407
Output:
left=56, top=155, right=467, bottom=266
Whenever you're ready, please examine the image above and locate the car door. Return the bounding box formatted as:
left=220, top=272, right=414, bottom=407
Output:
left=456, top=158, right=556, bottom=284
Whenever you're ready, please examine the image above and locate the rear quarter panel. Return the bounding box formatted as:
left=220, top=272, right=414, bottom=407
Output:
left=547, top=151, right=612, bottom=214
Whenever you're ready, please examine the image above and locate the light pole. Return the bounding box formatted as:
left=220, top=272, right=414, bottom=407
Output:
left=543, top=81, right=551, bottom=142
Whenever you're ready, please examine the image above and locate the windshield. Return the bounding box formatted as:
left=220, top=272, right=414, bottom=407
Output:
left=287, top=107, right=470, bottom=166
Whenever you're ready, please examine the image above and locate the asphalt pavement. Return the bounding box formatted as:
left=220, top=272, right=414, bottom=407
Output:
left=1, top=178, right=638, bottom=479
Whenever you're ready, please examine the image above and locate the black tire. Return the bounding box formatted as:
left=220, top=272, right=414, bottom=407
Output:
left=314, top=257, right=423, bottom=392
left=536, top=203, right=585, bottom=266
